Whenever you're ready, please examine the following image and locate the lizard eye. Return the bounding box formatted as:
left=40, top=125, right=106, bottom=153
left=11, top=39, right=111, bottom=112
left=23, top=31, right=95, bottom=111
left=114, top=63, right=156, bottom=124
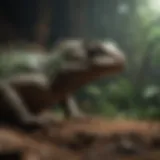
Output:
left=83, top=40, right=106, bottom=58
left=88, top=47, right=104, bottom=58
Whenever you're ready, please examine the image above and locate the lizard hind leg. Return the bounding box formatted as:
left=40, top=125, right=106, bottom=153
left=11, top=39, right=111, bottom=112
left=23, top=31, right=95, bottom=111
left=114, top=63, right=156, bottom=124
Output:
left=0, top=81, right=43, bottom=132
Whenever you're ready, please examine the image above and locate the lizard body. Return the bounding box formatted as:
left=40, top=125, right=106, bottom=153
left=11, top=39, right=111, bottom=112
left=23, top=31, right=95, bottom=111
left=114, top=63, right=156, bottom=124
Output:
left=0, top=39, right=126, bottom=122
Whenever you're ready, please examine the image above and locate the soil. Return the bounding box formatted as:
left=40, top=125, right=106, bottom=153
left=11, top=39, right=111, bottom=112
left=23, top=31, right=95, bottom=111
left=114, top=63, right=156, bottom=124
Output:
left=0, top=117, right=159, bottom=160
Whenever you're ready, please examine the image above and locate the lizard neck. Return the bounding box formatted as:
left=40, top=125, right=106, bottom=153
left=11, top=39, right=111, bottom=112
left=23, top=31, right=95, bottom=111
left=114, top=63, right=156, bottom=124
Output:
left=43, top=53, right=65, bottom=81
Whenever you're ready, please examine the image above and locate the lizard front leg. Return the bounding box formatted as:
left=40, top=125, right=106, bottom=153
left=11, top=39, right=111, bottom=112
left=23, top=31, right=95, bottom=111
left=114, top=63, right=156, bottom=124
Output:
left=60, top=95, right=85, bottom=119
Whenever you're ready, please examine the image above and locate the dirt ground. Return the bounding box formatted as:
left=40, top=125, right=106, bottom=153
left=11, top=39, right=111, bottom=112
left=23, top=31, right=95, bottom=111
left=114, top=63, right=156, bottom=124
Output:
left=0, top=117, right=159, bottom=160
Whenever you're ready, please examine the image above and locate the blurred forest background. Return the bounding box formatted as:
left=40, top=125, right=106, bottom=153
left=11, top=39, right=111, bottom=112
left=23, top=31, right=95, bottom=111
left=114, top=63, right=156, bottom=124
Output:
left=0, top=0, right=160, bottom=120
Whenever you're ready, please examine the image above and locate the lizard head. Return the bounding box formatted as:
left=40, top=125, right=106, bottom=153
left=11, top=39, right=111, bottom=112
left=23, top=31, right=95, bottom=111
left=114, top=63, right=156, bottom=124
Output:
left=83, top=39, right=125, bottom=70
left=51, top=39, right=126, bottom=100
left=51, top=39, right=126, bottom=73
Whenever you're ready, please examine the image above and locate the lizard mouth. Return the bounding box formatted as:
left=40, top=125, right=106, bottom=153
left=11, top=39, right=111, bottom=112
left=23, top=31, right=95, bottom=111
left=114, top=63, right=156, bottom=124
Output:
left=60, top=61, right=90, bottom=73
left=91, top=56, right=117, bottom=67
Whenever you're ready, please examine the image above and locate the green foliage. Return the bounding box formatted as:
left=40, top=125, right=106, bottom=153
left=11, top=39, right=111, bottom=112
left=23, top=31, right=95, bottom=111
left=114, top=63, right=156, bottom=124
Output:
left=148, top=27, right=160, bottom=42
left=78, top=77, right=160, bottom=120
left=152, top=45, right=160, bottom=66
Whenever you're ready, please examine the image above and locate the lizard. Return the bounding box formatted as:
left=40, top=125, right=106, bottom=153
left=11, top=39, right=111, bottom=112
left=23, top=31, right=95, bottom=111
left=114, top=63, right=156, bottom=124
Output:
left=1, top=39, right=126, bottom=123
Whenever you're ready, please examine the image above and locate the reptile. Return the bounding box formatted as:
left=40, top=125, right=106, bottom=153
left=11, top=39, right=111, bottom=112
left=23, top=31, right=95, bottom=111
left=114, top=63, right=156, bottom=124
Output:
left=0, top=39, right=126, bottom=130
